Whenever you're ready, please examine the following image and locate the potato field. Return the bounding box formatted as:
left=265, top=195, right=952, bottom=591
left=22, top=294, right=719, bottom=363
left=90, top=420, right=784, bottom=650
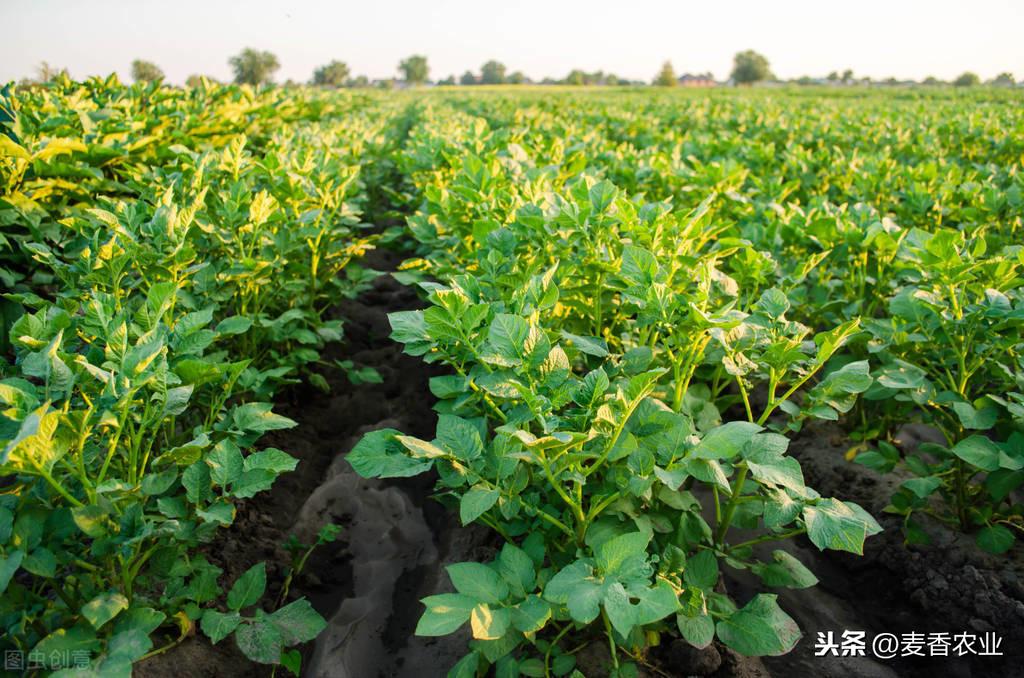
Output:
left=1, top=78, right=1023, bottom=677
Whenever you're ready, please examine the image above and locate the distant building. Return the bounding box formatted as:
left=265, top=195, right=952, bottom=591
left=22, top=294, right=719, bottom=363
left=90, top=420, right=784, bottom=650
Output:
left=677, top=73, right=716, bottom=87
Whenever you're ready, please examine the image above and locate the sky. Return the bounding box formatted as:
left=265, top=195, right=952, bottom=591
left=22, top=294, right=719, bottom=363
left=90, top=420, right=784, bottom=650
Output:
left=1, top=0, right=1022, bottom=85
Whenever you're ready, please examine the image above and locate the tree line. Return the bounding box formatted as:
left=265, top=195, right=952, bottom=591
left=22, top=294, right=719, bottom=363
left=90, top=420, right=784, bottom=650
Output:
left=22, top=49, right=1019, bottom=89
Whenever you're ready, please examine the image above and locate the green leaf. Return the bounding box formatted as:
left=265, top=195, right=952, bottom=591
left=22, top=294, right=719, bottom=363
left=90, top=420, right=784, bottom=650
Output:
left=201, top=609, right=242, bottom=644
left=32, top=626, right=101, bottom=666
left=803, top=498, right=878, bottom=555
left=231, top=403, right=297, bottom=434
left=750, top=551, right=818, bottom=589
left=72, top=505, right=109, bottom=537
left=268, top=598, right=327, bottom=644
left=230, top=469, right=277, bottom=499
left=603, top=582, right=639, bottom=637
left=497, top=543, right=535, bottom=597
left=744, top=441, right=806, bottom=495
left=715, top=594, right=801, bottom=656
left=901, top=476, right=941, bottom=499
left=436, top=414, right=486, bottom=462
left=545, top=561, right=602, bottom=624
left=106, top=628, right=152, bottom=663
left=483, top=314, right=530, bottom=367
left=952, top=402, right=999, bottom=431
left=0, top=551, right=24, bottom=595
left=416, top=593, right=477, bottom=636
left=235, top=617, right=283, bottom=664
left=460, top=487, right=499, bottom=525
left=596, top=531, right=651, bottom=578
left=207, top=439, right=244, bottom=488
left=632, top=580, right=681, bottom=625
left=216, top=316, right=254, bottom=335
left=162, top=385, right=194, bottom=417
left=511, top=594, right=551, bottom=632
left=82, top=592, right=129, bottom=629
left=560, top=331, right=609, bottom=357
left=692, top=422, right=763, bottom=460
left=113, top=606, right=166, bottom=637
left=347, top=428, right=432, bottom=478
left=141, top=468, right=177, bottom=496
left=448, top=652, right=481, bottom=678
left=281, top=649, right=302, bottom=677
left=677, top=613, right=715, bottom=649
left=754, top=288, right=790, bottom=319
left=447, top=562, right=508, bottom=605
left=182, top=462, right=212, bottom=504
left=976, top=525, right=1014, bottom=554
left=243, top=447, right=298, bottom=474
left=227, top=562, right=266, bottom=611
left=683, top=550, right=718, bottom=589
left=396, top=435, right=449, bottom=459
left=23, top=547, right=57, bottom=577
left=951, top=435, right=1000, bottom=471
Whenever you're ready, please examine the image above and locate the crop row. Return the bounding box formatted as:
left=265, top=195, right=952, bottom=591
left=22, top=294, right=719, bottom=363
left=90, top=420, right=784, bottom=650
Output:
left=0, top=78, right=395, bottom=674
left=348, top=92, right=1024, bottom=676
left=1, top=83, right=1022, bottom=677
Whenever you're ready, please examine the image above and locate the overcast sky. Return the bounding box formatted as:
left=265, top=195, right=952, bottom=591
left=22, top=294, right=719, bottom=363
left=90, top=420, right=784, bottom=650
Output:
left=2, top=0, right=1022, bottom=84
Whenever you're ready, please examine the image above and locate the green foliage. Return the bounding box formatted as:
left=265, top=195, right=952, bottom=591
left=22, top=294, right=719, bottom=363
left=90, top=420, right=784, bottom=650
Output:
left=481, top=61, right=508, bottom=85
left=229, top=48, right=281, bottom=85
left=200, top=563, right=326, bottom=673
left=131, top=59, right=164, bottom=83
left=0, top=78, right=378, bottom=672
left=312, top=60, right=351, bottom=88
left=953, top=72, right=981, bottom=87
left=653, top=61, right=677, bottom=87
left=731, top=50, right=773, bottom=84
left=399, top=55, right=430, bottom=85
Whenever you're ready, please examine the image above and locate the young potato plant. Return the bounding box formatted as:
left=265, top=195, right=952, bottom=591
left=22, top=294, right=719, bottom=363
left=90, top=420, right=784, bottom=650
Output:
left=350, top=182, right=881, bottom=674
left=199, top=561, right=327, bottom=676
left=856, top=227, right=1024, bottom=552
left=0, top=83, right=371, bottom=672
left=0, top=285, right=301, bottom=673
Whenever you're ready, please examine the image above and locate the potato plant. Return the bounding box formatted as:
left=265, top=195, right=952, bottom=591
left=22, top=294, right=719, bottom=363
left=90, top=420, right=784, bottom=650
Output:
left=350, top=151, right=881, bottom=672
left=0, top=78, right=380, bottom=673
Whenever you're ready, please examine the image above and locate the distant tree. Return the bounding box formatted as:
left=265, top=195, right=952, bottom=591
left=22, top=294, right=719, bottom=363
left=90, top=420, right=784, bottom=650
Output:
left=376, top=78, right=396, bottom=90
left=312, top=60, right=350, bottom=88
left=399, top=55, right=429, bottom=85
left=991, top=72, right=1015, bottom=86
left=460, top=71, right=478, bottom=85
left=185, top=74, right=219, bottom=88
left=953, top=72, right=980, bottom=87
left=826, top=71, right=839, bottom=82
left=841, top=69, right=854, bottom=83
left=796, top=76, right=815, bottom=86
left=922, top=76, right=941, bottom=86
left=566, top=70, right=586, bottom=86
left=480, top=60, right=507, bottom=85
left=605, top=73, right=619, bottom=86
left=35, top=61, right=69, bottom=83
left=730, top=50, right=772, bottom=85
left=348, top=75, right=370, bottom=88
left=507, top=71, right=527, bottom=85
left=229, top=48, right=280, bottom=85
left=653, top=61, right=677, bottom=87
left=438, top=75, right=456, bottom=86
left=131, top=59, right=164, bottom=83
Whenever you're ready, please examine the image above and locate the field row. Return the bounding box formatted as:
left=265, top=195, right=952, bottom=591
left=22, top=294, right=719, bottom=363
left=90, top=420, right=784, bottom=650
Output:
left=1, top=82, right=1023, bottom=676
